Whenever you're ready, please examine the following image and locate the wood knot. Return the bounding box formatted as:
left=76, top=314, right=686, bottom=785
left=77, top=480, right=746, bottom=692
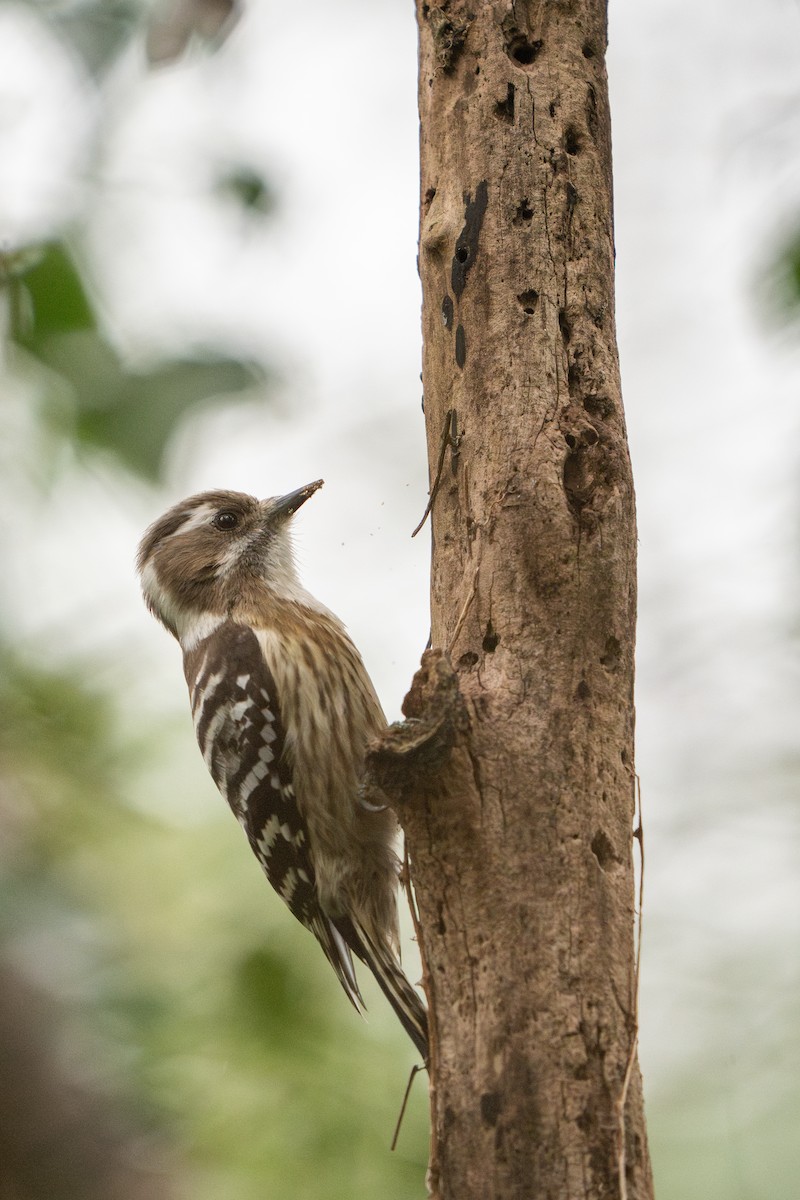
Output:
left=363, top=651, right=466, bottom=808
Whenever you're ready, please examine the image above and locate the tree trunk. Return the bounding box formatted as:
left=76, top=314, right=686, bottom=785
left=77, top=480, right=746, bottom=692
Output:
left=406, top=1, right=652, bottom=1196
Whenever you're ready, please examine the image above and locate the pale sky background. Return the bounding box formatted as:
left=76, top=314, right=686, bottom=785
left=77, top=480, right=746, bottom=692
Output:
left=1, top=0, right=798, bottom=1189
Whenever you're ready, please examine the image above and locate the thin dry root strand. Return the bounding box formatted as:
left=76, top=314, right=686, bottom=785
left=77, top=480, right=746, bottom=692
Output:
left=391, top=1063, right=425, bottom=1152
left=412, top=409, right=459, bottom=537
left=447, top=567, right=479, bottom=655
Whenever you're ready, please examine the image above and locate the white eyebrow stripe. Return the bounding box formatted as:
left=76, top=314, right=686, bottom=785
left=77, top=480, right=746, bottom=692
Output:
left=166, top=504, right=218, bottom=537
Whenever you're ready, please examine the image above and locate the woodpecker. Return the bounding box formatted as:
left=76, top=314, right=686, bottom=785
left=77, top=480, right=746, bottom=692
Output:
left=137, top=482, right=428, bottom=1059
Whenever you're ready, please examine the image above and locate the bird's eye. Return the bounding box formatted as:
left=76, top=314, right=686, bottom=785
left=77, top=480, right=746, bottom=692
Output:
left=212, top=510, right=239, bottom=531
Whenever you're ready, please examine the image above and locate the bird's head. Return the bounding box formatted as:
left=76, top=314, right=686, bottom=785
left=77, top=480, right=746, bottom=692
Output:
left=137, top=481, right=323, bottom=641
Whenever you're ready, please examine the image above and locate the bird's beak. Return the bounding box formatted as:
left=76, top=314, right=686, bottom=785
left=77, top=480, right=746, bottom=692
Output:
left=269, top=479, right=324, bottom=518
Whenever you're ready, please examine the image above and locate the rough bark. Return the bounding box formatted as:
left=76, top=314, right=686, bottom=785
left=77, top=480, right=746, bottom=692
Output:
left=371, top=2, right=653, bottom=1197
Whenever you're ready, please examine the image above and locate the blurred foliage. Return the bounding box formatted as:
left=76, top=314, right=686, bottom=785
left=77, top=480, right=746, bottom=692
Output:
left=7, top=241, right=264, bottom=481
left=17, top=0, right=238, bottom=76
left=0, top=198, right=426, bottom=1200
left=0, top=642, right=429, bottom=1199
left=763, top=225, right=800, bottom=325
left=7, top=241, right=94, bottom=339
left=650, top=1064, right=800, bottom=1200
left=215, top=164, right=277, bottom=216
left=146, top=0, right=241, bottom=65
left=0, top=6, right=429, bottom=1197
left=17, top=0, right=140, bottom=76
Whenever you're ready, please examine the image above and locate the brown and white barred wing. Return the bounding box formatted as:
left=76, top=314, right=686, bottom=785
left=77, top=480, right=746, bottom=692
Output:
left=182, top=621, right=365, bottom=1009
left=252, top=614, right=399, bottom=937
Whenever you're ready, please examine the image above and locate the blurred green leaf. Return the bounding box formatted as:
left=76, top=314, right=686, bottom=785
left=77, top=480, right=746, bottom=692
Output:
left=234, top=945, right=327, bottom=1047
left=780, top=231, right=800, bottom=310
left=39, top=330, right=263, bottom=479
left=215, top=165, right=276, bottom=217
left=12, top=242, right=96, bottom=344
left=0, top=645, right=116, bottom=797
left=8, top=241, right=266, bottom=481
left=0, top=634, right=431, bottom=1198
left=21, top=0, right=142, bottom=78
left=761, top=225, right=800, bottom=325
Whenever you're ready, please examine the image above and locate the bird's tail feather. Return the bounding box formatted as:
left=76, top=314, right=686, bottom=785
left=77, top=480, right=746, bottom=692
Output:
left=312, top=912, right=365, bottom=1014
left=340, top=917, right=429, bottom=1061
left=312, top=910, right=429, bottom=1061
